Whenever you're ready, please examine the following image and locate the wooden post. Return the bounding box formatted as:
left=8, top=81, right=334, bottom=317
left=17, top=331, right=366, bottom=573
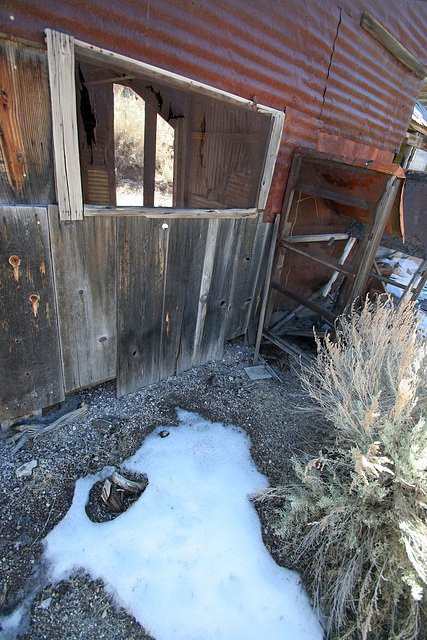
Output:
left=144, top=97, right=157, bottom=207
left=45, top=29, right=83, bottom=221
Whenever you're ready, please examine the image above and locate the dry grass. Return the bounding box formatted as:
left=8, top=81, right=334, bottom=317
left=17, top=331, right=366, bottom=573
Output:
left=258, top=298, right=427, bottom=639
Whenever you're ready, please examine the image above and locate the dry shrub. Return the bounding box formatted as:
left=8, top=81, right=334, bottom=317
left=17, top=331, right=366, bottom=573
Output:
left=259, top=298, right=427, bottom=639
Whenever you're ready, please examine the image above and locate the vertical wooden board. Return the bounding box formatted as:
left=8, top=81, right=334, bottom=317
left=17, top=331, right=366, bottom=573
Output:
left=48, top=206, right=117, bottom=392
left=0, top=206, right=64, bottom=421
left=197, top=218, right=238, bottom=364
left=224, top=215, right=264, bottom=340
left=117, top=217, right=168, bottom=397
left=161, top=218, right=208, bottom=378
left=245, top=221, right=274, bottom=344
left=46, top=29, right=83, bottom=221
left=0, top=40, right=55, bottom=205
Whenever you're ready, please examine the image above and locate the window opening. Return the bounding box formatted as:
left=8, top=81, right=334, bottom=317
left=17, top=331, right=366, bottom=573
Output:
left=46, top=30, right=284, bottom=220
left=113, top=85, right=174, bottom=207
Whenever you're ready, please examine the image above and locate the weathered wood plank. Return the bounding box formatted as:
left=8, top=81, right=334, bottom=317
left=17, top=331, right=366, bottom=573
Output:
left=0, top=206, right=64, bottom=421
left=257, top=110, right=285, bottom=210
left=225, top=215, right=266, bottom=340
left=361, top=11, right=425, bottom=80
left=46, top=29, right=83, bottom=221
left=197, top=219, right=238, bottom=364
left=73, top=37, right=279, bottom=115
left=48, top=206, right=117, bottom=392
left=160, top=218, right=207, bottom=377
left=84, top=205, right=258, bottom=218
left=117, top=217, right=168, bottom=397
left=143, top=97, right=156, bottom=207
left=0, top=40, right=55, bottom=205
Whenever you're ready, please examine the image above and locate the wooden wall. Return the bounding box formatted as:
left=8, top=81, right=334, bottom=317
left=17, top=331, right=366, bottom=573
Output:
left=0, top=37, right=271, bottom=421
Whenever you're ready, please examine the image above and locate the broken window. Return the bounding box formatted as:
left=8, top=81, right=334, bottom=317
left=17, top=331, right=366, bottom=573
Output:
left=46, top=29, right=284, bottom=221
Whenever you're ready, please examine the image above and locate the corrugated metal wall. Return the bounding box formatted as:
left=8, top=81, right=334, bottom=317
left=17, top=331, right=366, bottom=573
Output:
left=2, top=0, right=425, bottom=217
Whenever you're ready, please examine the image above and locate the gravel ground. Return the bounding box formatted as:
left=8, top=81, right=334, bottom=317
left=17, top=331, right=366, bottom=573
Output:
left=0, top=339, right=327, bottom=640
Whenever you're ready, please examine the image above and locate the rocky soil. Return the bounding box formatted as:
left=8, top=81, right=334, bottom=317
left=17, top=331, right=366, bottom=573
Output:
left=0, top=339, right=327, bottom=639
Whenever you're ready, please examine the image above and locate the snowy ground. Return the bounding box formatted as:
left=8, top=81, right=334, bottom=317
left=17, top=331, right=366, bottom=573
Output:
left=0, top=342, right=327, bottom=640
left=41, top=409, right=322, bottom=640
left=376, top=249, right=427, bottom=333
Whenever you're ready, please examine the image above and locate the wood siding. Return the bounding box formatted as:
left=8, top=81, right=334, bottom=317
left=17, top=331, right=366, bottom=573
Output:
left=0, top=206, right=64, bottom=420
left=117, top=214, right=269, bottom=397
left=0, top=41, right=55, bottom=205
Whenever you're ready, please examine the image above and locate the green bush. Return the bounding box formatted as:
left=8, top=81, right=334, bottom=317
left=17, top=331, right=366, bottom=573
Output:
left=259, top=298, right=427, bottom=639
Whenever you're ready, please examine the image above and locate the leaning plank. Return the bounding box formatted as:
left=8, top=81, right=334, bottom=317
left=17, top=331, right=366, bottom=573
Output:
left=0, top=206, right=64, bottom=422
left=45, top=29, right=83, bottom=221
left=349, top=174, right=403, bottom=304
left=361, top=11, right=425, bottom=80
left=257, top=110, right=285, bottom=210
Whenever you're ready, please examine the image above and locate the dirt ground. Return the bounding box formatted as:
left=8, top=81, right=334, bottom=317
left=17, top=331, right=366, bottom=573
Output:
left=0, top=339, right=327, bottom=640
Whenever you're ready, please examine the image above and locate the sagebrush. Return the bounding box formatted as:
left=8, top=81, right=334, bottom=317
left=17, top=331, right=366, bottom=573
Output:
left=259, top=298, right=427, bottom=639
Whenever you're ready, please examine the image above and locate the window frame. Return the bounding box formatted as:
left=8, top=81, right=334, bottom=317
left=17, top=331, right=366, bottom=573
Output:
left=46, top=29, right=284, bottom=221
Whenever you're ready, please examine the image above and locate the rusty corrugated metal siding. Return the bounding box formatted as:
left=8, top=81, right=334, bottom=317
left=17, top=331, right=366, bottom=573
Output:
left=0, top=0, right=336, bottom=117
left=321, top=10, right=424, bottom=151
left=1, top=0, right=427, bottom=205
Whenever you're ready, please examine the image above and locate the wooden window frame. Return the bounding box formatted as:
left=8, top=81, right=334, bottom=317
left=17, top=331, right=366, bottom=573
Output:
left=46, top=29, right=284, bottom=222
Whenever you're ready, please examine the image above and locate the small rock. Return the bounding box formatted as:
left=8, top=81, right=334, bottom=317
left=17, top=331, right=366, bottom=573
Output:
left=16, top=460, right=37, bottom=478
left=39, top=597, right=52, bottom=609
left=159, top=430, right=170, bottom=438
left=92, top=419, right=112, bottom=432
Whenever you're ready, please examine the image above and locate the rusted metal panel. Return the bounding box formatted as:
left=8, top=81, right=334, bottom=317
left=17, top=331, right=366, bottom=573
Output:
left=2, top=1, right=426, bottom=218
left=381, top=171, right=427, bottom=259
left=321, top=10, right=423, bottom=153
left=0, top=0, right=336, bottom=117
left=0, top=40, right=55, bottom=204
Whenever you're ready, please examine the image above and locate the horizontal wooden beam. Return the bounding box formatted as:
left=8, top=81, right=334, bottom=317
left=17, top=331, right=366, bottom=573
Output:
left=282, top=233, right=349, bottom=243
left=84, top=205, right=258, bottom=219
left=368, top=271, right=406, bottom=290
left=73, top=38, right=277, bottom=116
left=262, top=330, right=314, bottom=365
left=279, top=239, right=355, bottom=277
left=270, top=281, right=337, bottom=325
left=361, top=10, right=426, bottom=80
left=294, top=182, right=376, bottom=211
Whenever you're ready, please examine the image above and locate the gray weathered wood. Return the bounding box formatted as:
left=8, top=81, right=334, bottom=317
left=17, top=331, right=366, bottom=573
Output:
left=349, top=174, right=403, bottom=304
left=0, top=206, right=64, bottom=421
left=160, top=218, right=207, bottom=377
left=84, top=205, right=258, bottom=218
left=279, top=239, right=355, bottom=278
left=144, top=97, right=157, bottom=207
left=73, top=37, right=280, bottom=115
left=283, top=233, right=349, bottom=243
left=45, top=29, right=83, bottom=221
left=253, top=214, right=281, bottom=364
left=48, top=206, right=117, bottom=392
left=270, top=281, right=337, bottom=325
left=225, top=215, right=268, bottom=340
left=197, top=219, right=238, bottom=364
left=361, top=11, right=426, bottom=80
left=257, top=110, right=285, bottom=210
left=117, top=217, right=169, bottom=397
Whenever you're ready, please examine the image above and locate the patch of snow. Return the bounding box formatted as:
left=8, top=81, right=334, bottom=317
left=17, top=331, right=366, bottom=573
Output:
left=43, top=409, right=323, bottom=640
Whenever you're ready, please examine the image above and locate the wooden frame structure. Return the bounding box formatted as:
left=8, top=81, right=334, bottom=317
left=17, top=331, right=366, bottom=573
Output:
left=45, top=29, right=284, bottom=222
left=254, top=149, right=406, bottom=363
